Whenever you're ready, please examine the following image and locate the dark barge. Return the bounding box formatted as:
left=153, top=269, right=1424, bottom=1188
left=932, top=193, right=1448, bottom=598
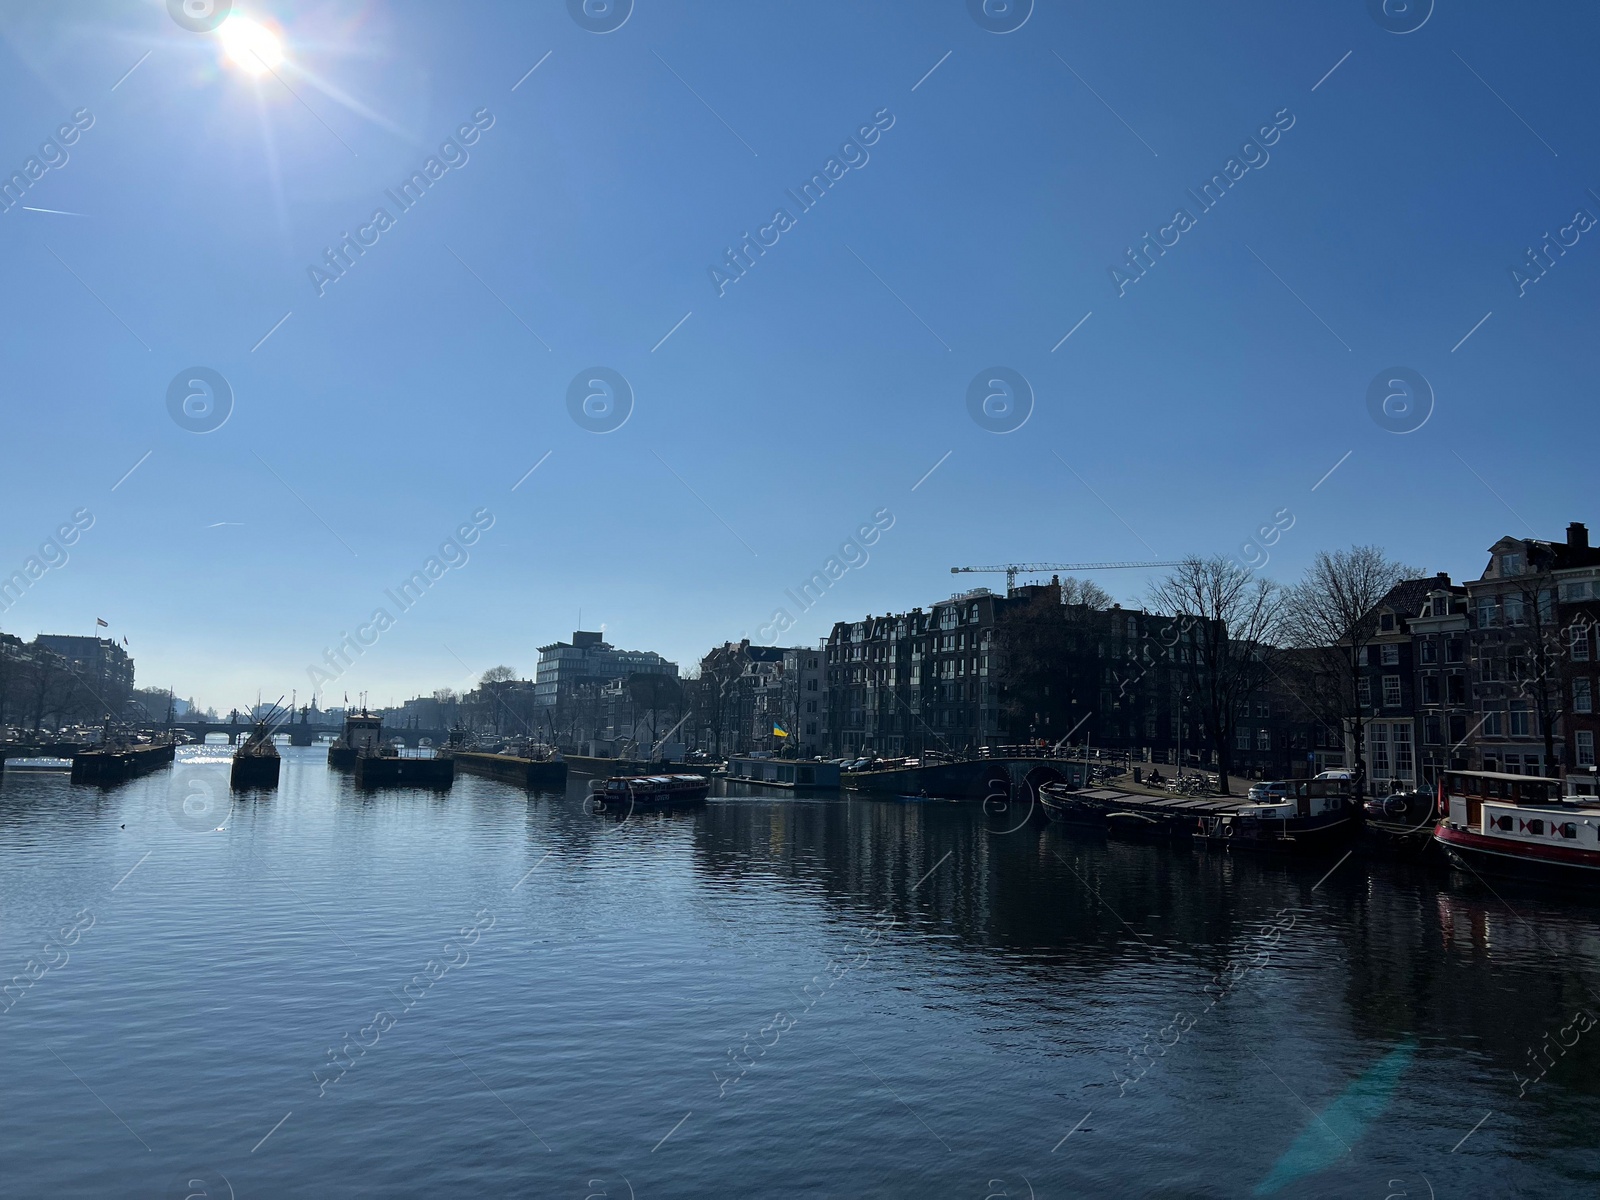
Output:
left=230, top=722, right=281, bottom=791
left=1041, top=778, right=1358, bottom=854
left=328, top=710, right=384, bottom=770
left=70, top=740, right=176, bottom=786
left=455, top=751, right=568, bottom=792
left=588, top=773, right=710, bottom=810
left=353, top=750, right=455, bottom=790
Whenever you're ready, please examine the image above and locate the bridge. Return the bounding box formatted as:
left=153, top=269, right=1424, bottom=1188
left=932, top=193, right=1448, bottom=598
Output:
left=173, top=721, right=453, bottom=748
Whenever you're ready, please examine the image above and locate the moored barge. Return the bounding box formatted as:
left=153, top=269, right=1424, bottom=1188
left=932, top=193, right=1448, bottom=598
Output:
left=352, top=749, right=455, bottom=790
left=1363, top=790, right=1437, bottom=851
left=1193, top=777, right=1357, bottom=852
left=230, top=721, right=281, bottom=790
left=455, top=750, right=568, bottom=792
left=70, top=739, right=176, bottom=786
left=328, top=710, right=384, bottom=770
left=1433, top=770, right=1600, bottom=886
left=1040, top=778, right=1357, bottom=853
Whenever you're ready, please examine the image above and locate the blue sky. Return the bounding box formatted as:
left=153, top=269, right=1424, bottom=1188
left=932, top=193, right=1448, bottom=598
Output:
left=1, top=0, right=1596, bottom=711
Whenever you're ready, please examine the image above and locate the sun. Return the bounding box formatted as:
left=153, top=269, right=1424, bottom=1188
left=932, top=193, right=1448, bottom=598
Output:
left=218, top=16, right=284, bottom=75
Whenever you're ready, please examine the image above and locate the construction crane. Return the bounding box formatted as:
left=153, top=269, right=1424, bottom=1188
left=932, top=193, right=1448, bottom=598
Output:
left=951, top=561, right=1186, bottom=591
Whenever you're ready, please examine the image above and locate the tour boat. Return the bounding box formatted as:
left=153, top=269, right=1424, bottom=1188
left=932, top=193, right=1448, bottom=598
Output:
left=1433, top=770, right=1600, bottom=886
left=589, top=773, right=710, bottom=808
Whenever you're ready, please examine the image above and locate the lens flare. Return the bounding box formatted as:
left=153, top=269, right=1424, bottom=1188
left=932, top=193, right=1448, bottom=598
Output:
left=219, top=16, right=284, bottom=75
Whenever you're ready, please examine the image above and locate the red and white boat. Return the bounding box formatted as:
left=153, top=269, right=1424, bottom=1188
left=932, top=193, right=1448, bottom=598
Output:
left=589, top=773, right=710, bottom=809
left=1433, top=770, right=1600, bottom=885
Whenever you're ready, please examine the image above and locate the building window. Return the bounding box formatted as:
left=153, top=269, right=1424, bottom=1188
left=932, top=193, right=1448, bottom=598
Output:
left=1578, top=731, right=1596, bottom=767
left=1504, top=595, right=1526, bottom=626
left=1371, top=723, right=1391, bottom=776
left=1446, top=639, right=1464, bottom=664
left=1501, top=553, right=1523, bottom=576
left=1575, top=678, right=1593, bottom=714
left=1395, top=724, right=1414, bottom=776
left=1421, top=640, right=1437, bottom=664
left=1477, top=599, right=1499, bottom=628
left=1358, top=679, right=1371, bottom=707
left=1381, top=644, right=1399, bottom=666
left=1236, top=727, right=1250, bottom=750
left=1382, top=675, right=1402, bottom=707
left=1256, top=729, right=1271, bottom=751
left=1381, top=613, right=1395, bottom=631
left=1482, top=710, right=1504, bottom=737
left=1424, top=715, right=1442, bottom=745
left=1510, top=701, right=1532, bottom=737
left=1573, top=624, right=1592, bottom=662
left=1422, top=675, right=1441, bottom=704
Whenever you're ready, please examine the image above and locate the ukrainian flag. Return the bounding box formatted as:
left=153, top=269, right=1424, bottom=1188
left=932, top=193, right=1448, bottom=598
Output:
left=772, top=725, right=788, bottom=737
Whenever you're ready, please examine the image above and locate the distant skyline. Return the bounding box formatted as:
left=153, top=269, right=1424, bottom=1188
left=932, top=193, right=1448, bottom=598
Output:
left=2, top=1, right=1597, bottom=713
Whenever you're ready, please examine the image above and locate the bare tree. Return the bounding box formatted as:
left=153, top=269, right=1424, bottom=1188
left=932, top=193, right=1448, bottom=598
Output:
left=1058, top=576, right=1114, bottom=609
left=1504, top=572, right=1565, bottom=776
left=1148, top=556, right=1286, bottom=794
left=478, top=665, right=516, bottom=686
left=1282, top=546, right=1418, bottom=800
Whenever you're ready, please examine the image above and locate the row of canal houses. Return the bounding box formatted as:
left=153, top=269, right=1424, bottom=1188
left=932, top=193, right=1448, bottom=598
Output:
left=1366, top=521, right=1600, bottom=796
left=820, top=521, right=1600, bottom=797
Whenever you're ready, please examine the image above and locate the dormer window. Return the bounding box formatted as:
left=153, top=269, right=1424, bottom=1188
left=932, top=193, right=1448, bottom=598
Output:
left=1502, top=553, right=1524, bottom=576
left=1380, top=613, right=1395, bottom=631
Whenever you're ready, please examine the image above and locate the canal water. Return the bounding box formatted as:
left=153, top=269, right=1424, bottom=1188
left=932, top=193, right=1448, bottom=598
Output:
left=2, top=746, right=1598, bottom=1198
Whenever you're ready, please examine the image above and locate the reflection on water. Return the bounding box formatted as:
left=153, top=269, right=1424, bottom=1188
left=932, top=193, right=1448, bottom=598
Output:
left=1, top=747, right=1598, bottom=1197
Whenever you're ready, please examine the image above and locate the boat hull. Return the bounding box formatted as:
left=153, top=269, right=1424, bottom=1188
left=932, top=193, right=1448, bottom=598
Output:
left=230, top=754, right=281, bottom=790
left=590, top=775, right=710, bottom=809
left=455, top=752, right=568, bottom=792
left=1195, top=810, right=1358, bottom=854
left=1434, top=824, right=1600, bottom=886
left=353, top=755, right=455, bottom=790
left=69, top=742, right=176, bottom=786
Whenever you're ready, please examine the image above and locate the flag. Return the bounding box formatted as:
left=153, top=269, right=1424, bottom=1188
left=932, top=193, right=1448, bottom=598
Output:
left=772, top=725, right=788, bottom=737
left=122, top=637, right=128, bottom=646
left=95, top=618, right=108, bottom=627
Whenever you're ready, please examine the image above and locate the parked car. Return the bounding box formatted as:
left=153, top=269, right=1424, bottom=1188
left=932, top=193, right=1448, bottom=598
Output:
left=1248, top=780, right=1293, bottom=802
left=1315, top=770, right=1353, bottom=781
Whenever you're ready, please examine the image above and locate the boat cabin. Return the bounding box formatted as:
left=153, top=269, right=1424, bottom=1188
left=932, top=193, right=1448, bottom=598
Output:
left=1440, top=770, right=1600, bottom=846
left=1237, top=777, right=1352, bottom=821
left=340, top=711, right=383, bottom=752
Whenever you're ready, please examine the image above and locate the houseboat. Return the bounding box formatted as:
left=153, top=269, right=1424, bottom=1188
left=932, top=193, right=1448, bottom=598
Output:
left=1362, top=789, right=1438, bottom=851
left=1192, top=776, right=1358, bottom=853
left=1432, top=770, right=1600, bottom=885
left=327, top=710, right=384, bottom=770
left=588, top=773, right=710, bottom=810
